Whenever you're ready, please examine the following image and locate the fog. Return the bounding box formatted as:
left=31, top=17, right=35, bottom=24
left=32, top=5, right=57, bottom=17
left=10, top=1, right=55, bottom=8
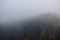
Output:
left=0, top=0, right=60, bottom=23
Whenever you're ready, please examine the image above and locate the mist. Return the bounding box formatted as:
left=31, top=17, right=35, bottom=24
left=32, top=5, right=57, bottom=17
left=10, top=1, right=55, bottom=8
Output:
left=0, top=0, right=60, bottom=23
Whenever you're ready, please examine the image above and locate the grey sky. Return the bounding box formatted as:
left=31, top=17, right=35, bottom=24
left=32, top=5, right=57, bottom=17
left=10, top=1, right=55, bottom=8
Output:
left=0, top=0, right=60, bottom=23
